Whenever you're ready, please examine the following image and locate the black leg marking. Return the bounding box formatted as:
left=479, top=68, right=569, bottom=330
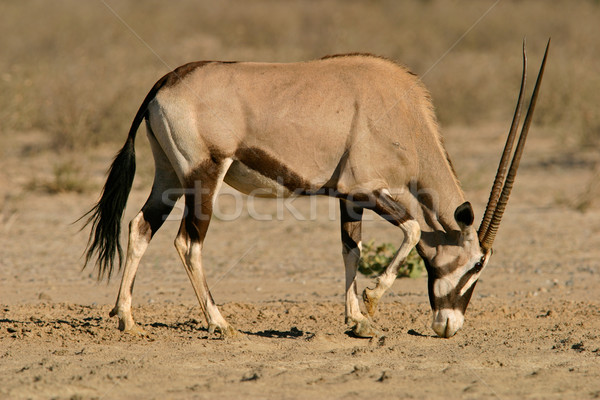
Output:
left=340, top=199, right=363, bottom=252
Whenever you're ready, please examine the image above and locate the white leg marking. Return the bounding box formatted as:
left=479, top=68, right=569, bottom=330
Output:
left=343, top=247, right=363, bottom=323
left=111, top=211, right=152, bottom=331
left=175, top=231, right=231, bottom=333
left=365, top=220, right=420, bottom=302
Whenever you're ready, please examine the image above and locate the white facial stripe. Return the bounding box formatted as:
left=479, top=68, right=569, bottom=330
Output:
left=459, top=273, right=480, bottom=297
left=432, top=253, right=485, bottom=299
left=433, top=265, right=469, bottom=298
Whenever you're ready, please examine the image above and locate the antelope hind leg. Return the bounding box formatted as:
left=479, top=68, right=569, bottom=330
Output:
left=175, top=162, right=239, bottom=338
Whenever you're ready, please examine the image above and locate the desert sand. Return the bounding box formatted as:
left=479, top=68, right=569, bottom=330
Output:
left=1, top=125, right=599, bottom=399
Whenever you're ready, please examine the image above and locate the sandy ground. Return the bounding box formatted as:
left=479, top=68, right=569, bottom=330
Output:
left=1, top=125, right=600, bottom=399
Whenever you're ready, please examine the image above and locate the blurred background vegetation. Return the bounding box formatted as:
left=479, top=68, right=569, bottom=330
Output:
left=0, top=0, right=598, bottom=151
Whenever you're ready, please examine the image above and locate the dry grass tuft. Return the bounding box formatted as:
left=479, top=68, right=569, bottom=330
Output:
left=1, top=0, right=598, bottom=154
left=572, top=163, right=600, bottom=212
left=26, top=160, right=91, bottom=194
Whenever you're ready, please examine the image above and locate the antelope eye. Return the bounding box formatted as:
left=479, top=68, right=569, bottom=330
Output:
left=473, top=261, right=483, bottom=273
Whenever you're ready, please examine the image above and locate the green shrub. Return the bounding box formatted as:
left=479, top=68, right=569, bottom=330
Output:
left=358, top=240, right=425, bottom=279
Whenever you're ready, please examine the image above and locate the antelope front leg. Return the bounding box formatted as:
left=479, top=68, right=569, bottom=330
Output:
left=363, top=219, right=421, bottom=317
left=343, top=246, right=380, bottom=337
left=340, top=200, right=379, bottom=338
left=362, top=191, right=421, bottom=317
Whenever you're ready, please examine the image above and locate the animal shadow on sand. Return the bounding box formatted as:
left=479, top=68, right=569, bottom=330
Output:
left=242, top=326, right=305, bottom=339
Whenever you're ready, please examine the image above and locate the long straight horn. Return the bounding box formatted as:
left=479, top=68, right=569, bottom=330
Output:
left=478, top=41, right=528, bottom=242
left=481, top=39, right=551, bottom=250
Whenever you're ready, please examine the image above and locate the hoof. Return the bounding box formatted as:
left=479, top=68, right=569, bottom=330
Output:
left=209, top=323, right=239, bottom=338
left=352, top=318, right=381, bottom=338
left=363, top=287, right=379, bottom=317
left=122, top=324, right=148, bottom=336
left=110, top=307, right=143, bottom=334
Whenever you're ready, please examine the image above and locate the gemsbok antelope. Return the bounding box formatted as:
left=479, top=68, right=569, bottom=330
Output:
left=82, top=40, right=549, bottom=338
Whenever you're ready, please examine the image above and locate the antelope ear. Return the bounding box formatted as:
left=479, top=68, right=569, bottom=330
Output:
left=454, top=202, right=474, bottom=230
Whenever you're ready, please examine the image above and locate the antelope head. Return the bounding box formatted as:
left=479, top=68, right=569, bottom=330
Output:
left=426, top=40, right=550, bottom=338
